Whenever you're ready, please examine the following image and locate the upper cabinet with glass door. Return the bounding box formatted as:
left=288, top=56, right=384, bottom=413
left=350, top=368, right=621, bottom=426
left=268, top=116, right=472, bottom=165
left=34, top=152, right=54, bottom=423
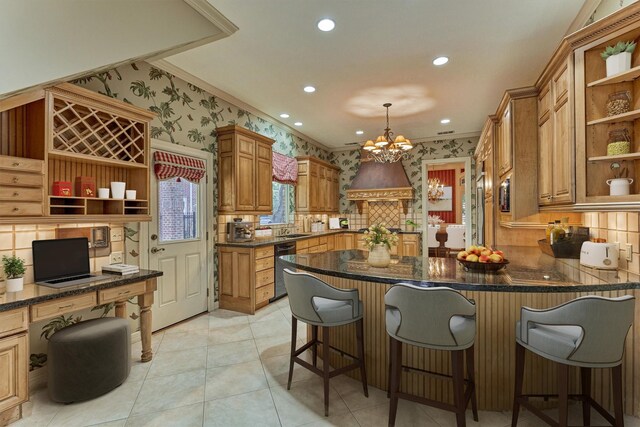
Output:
left=0, top=83, right=155, bottom=223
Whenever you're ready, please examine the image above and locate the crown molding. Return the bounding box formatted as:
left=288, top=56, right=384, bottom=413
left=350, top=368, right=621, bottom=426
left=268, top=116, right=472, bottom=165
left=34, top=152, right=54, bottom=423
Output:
left=150, top=59, right=331, bottom=153
left=183, top=0, right=239, bottom=36
left=565, top=0, right=601, bottom=35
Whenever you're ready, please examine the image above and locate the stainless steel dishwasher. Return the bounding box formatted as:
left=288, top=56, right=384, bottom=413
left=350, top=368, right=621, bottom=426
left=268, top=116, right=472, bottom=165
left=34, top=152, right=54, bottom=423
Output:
left=271, top=242, right=296, bottom=302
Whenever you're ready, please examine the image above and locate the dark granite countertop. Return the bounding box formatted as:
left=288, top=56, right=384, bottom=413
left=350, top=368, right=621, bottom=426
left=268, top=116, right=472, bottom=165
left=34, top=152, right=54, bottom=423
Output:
left=0, top=269, right=164, bottom=312
left=279, top=247, right=640, bottom=293
left=216, top=229, right=422, bottom=248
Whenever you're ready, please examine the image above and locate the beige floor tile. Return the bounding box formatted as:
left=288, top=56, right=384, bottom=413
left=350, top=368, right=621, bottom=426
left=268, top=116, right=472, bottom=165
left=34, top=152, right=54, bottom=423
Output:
left=255, top=333, right=304, bottom=359
left=48, top=379, right=144, bottom=427
left=250, top=316, right=292, bottom=339
left=249, top=303, right=287, bottom=323
left=13, top=389, right=63, bottom=427
left=203, top=389, right=280, bottom=427
left=351, top=399, right=439, bottom=427
left=130, top=332, right=164, bottom=361
left=209, top=309, right=249, bottom=328
left=206, top=339, right=259, bottom=368
left=88, top=419, right=127, bottom=427
left=128, top=360, right=152, bottom=382
left=147, top=346, right=207, bottom=378
left=125, top=402, right=204, bottom=427
left=298, top=412, right=360, bottom=427
left=331, top=375, right=387, bottom=413
left=270, top=377, right=350, bottom=427
left=130, top=370, right=205, bottom=417
left=425, top=406, right=510, bottom=427
left=164, top=314, right=210, bottom=334
left=261, top=352, right=319, bottom=387
left=208, top=323, right=254, bottom=345
left=157, top=329, right=208, bottom=352
left=204, top=360, right=268, bottom=401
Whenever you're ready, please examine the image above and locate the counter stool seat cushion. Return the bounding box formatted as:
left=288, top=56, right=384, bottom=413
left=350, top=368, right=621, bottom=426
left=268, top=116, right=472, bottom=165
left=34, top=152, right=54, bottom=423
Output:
left=386, top=308, right=475, bottom=349
left=48, top=317, right=131, bottom=403
left=313, top=297, right=363, bottom=325
left=516, top=320, right=583, bottom=361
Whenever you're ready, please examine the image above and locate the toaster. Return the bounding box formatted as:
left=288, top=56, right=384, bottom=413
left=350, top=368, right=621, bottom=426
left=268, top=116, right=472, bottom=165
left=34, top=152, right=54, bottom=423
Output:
left=579, top=241, right=619, bottom=270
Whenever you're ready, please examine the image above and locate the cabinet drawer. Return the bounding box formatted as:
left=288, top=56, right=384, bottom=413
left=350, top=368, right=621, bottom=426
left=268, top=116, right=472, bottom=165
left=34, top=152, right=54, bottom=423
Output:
left=256, top=283, right=274, bottom=305
left=318, top=236, right=328, bottom=245
left=317, top=244, right=328, bottom=252
left=31, top=293, right=97, bottom=322
left=98, top=282, right=146, bottom=304
left=0, top=202, right=43, bottom=216
left=402, top=234, right=419, bottom=242
left=296, top=239, right=309, bottom=250
left=0, top=308, right=28, bottom=339
left=255, top=256, right=274, bottom=271
left=256, top=268, right=274, bottom=287
left=0, top=155, right=44, bottom=173
left=255, top=246, right=274, bottom=260
left=307, top=238, right=320, bottom=247
left=0, top=187, right=42, bottom=202
left=0, top=171, right=43, bottom=187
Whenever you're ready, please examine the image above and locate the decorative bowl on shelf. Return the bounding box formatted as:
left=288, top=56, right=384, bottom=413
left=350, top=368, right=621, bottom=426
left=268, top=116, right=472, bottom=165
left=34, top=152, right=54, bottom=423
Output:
left=457, top=258, right=509, bottom=273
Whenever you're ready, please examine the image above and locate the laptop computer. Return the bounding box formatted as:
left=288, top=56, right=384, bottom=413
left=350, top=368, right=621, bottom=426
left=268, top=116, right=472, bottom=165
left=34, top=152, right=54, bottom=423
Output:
left=33, top=237, right=109, bottom=289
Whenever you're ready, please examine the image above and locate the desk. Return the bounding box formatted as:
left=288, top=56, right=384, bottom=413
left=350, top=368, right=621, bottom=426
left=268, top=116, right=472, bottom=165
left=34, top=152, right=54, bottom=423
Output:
left=0, top=270, right=162, bottom=424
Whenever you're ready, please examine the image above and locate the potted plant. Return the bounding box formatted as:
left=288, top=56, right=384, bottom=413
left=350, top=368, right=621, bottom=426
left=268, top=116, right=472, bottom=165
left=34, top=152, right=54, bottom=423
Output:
left=405, top=219, right=418, bottom=232
left=363, top=224, right=399, bottom=268
left=601, top=40, right=637, bottom=77
left=2, top=255, right=26, bottom=292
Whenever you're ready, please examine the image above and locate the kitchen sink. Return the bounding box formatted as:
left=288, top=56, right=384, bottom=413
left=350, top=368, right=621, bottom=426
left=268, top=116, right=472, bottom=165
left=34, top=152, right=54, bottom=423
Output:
left=285, top=233, right=312, bottom=238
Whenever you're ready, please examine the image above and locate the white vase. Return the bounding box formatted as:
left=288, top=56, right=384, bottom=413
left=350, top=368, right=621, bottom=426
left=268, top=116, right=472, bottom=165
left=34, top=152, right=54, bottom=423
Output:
left=110, top=182, right=126, bottom=199
left=6, top=277, right=23, bottom=292
left=606, top=52, right=632, bottom=77
left=368, top=244, right=391, bottom=268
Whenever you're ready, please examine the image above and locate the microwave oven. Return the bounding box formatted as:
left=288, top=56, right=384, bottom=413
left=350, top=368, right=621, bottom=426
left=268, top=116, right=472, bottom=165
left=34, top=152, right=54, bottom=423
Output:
left=226, top=221, right=254, bottom=242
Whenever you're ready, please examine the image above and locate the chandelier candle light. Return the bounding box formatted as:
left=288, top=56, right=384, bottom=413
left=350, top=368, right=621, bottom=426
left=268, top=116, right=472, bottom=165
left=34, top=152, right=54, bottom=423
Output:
left=362, top=103, right=414, bottom=163
left=427, top=177, right=445, bottom=202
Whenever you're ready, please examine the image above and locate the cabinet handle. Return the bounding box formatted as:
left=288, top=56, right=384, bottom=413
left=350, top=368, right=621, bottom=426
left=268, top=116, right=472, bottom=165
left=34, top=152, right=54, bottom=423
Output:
left=12, top=162, right=20, bottom=167
left=58, top=304, right=73, bottom=309
left=12, top=207, right=19, bottom=212
left=12, top=177, right=18, bottom=183
left=118, top=290, right=131, bottom=296
left=13, top=192, right=19, bottom=197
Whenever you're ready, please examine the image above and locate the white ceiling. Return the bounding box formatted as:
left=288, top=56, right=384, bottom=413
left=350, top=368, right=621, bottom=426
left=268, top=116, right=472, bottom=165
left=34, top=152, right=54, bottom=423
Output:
left=166, top=0, right=587, bottom=150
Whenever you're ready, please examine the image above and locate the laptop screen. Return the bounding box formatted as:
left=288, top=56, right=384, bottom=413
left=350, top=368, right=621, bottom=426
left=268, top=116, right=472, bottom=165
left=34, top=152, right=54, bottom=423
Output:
left=32, top=238, right=91, bottom=282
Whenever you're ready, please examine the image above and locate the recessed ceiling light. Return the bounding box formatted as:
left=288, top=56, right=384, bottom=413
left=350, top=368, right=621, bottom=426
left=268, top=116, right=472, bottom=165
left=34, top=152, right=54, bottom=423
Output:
left=433, top=56, right=449, bottom=66
left=294, top=122, right=303, bottom=126
left=279, top=113, right=290, bottom=118
left=303, top=86, right=316, bottom=93
left=317, top=18, right=335, bottom=32
left=356, top=130, right=364, bottom=135
left=440, top=118, right=451, bottom=124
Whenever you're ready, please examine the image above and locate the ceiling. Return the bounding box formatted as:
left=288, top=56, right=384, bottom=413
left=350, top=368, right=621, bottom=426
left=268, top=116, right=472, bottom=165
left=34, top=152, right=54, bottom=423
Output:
left=166, top=0, right=587, bottom=150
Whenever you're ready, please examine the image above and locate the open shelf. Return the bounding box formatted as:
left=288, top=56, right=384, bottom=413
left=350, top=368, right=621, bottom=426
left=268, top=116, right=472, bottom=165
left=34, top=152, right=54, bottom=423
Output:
left=587, top=64, right=640, bottom=87
left=588, top=152, right=640, bottom=162
left=587, top=108, right=640, bottom=126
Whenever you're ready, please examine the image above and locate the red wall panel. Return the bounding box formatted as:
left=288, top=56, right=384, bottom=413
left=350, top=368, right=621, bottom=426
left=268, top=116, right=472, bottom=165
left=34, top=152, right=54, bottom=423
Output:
left=427, top=169, right=456, bottom=223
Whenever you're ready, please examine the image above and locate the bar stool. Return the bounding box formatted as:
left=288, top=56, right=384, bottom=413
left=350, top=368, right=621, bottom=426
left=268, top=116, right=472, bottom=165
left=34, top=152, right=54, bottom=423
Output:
left=385, top=284, right=478, bottom=427
left=512, top=295, right=635, bottom=427
left=283, top=268, right=368, bottom=416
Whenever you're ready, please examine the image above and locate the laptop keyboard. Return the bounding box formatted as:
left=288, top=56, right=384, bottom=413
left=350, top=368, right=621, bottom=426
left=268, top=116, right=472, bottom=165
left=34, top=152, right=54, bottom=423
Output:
left=46, top=274, right=93, bottom=284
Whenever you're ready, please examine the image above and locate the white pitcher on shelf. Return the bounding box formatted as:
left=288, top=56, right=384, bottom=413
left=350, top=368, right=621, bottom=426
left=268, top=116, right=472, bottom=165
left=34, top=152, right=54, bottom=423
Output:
left=607, top=178, right=633, bottom=196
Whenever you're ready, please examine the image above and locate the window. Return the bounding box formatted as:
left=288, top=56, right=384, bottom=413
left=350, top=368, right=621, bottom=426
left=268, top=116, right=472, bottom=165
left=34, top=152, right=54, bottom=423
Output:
left=259, top=182, right=292, bottom=225
left=158, top=177, right=199, bottom=242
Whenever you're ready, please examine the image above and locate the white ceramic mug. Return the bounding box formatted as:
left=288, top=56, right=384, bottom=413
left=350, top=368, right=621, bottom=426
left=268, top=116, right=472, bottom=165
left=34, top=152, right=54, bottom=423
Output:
left=606, top=178, right=634, bottom=196
left=125, top=190, right=137, bottom=200
left=98, top=188, right=110, bottom=199
left=110, top=182, right=126, bottom=199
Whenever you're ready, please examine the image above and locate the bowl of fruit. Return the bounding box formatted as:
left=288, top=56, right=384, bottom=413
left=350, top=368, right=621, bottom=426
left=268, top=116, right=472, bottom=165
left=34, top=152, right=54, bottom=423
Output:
left=456, top=246, right=509, bottom=272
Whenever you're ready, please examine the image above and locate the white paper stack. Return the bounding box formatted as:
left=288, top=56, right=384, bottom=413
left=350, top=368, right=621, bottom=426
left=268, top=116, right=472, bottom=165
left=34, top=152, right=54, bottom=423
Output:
left=102, top=263, right=140, bottom=275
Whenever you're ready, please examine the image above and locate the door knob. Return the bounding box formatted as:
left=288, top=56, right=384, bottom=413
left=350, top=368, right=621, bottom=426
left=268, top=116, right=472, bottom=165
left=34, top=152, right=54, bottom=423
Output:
left=150, top=247, right=165, bottom=254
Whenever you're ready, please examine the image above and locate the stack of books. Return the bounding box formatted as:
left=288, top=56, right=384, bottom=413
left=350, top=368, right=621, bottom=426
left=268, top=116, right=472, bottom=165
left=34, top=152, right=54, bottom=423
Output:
left=102, top=263, right=140, bottom=275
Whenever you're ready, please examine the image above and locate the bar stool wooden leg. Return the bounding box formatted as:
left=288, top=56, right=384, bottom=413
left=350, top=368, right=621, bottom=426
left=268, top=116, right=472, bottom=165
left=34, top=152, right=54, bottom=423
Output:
left=581, top=367, right=592, bottom=426
left=388, top=337, right=402, bottom=427
left=287, top=317, right=297, bottom=390
left=323, top=326, right=330, bottom=417
left=511, top=342, right=525, bottom=427
left=452, top=350, right=466, bottom=427
left=611, top=364, right=624, bottom=427
left=312, top=325, right=318, bottom=367
left=465, top=345, right=478, bottom=422
left=558, top=363, right=569, bottom=427
left=356, top=318, right=369, bottom=397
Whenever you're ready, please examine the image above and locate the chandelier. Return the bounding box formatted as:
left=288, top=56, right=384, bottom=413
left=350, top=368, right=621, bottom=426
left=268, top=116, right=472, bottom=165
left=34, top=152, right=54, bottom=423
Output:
left=427, top=177, right=444, bottom=202
left=362, top=103, right=414, bottom=163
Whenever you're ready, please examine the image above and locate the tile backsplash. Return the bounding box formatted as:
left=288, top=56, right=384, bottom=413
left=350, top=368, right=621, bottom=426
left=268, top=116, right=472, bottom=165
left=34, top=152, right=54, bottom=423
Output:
left=583, top=212, right=640, bottom=273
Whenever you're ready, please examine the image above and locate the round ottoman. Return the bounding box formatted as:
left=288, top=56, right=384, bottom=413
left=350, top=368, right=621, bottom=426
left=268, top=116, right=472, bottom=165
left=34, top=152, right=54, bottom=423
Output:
left=48, top=317, right=131, bottom=403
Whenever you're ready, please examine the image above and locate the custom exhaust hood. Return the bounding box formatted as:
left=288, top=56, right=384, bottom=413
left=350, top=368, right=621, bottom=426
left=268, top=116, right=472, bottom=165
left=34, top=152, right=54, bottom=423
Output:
left=346, top=156, right=414, bottom=214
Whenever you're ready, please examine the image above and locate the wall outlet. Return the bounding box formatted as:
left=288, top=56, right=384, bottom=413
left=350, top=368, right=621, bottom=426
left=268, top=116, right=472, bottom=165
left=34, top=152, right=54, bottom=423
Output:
left=626, top=243, right=633, bottom=261
left=110, top=228, right=123, bottom=242
left=110, top=251, right=123, bottom=264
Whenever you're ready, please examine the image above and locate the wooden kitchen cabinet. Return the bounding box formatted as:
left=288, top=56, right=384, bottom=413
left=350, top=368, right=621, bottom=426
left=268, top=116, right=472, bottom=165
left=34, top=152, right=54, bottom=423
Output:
left=334, top=233, right=355, bottom=250
left=400, top=234, right=420, bottom=256
left=0, top=308, right=28, bottom=415
left=296, top=156, right=340, bottom=213
left=497, top=104, right=512, bottom=177
left=218, top=245, right=274, bottom=314
left=217, top=125, right=274, bottom=214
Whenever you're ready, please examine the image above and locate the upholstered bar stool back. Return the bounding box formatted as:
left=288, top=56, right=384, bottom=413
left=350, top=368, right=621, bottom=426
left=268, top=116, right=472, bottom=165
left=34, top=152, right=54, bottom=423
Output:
left=283, top=269, right=368, bottom=416
left=512, top=295, right=635, bottom=427
left=385, top=284, right=478, bottom=427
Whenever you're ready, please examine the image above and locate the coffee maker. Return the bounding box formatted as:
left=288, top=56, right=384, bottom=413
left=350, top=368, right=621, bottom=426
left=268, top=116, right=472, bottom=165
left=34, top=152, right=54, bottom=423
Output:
left=226, top=220, right=254, bottom=242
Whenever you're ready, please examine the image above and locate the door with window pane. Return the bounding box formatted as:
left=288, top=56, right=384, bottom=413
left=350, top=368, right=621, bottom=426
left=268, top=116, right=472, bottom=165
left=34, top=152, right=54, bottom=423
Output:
left=149, top=147, right=208, bottom=331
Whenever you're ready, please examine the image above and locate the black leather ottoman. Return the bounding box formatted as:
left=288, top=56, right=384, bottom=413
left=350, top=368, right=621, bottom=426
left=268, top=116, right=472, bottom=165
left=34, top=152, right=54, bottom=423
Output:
left=48, top=317, right=131, bottom=403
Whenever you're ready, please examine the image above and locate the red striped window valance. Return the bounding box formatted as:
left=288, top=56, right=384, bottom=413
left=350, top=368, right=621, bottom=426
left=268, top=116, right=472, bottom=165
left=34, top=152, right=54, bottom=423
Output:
left=153, top=151, right=206, bottom=183
left=272, top=152, right=298, bottom=185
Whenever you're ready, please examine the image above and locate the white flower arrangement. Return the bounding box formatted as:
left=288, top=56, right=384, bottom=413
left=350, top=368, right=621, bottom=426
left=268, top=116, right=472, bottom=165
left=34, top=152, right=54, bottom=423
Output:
left=363, top=223, right=399, bottom=250
left=428, top=215, right=444, bottom=226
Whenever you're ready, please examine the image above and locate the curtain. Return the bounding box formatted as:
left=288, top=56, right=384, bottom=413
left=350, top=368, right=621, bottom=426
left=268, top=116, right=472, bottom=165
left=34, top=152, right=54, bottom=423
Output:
left=272, top=152, right=298, bottom=184
left=153, top=151, right=206, bottom=183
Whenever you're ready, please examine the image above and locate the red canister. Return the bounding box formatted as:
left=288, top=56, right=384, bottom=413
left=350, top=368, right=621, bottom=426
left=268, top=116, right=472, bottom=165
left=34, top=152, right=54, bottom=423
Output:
left=52, top=181, right=72, bottom=197
left=75, top=176, right=96, bottom=198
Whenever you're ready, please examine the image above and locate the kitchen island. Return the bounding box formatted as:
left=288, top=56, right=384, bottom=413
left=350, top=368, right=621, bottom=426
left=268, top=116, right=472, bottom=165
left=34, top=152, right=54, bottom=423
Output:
left=279, top=249, right=640, bottom=415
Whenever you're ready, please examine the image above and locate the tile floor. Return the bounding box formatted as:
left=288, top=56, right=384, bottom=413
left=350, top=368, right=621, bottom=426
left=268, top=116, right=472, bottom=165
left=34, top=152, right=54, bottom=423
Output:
left=14, top=298, right=640, bottom=427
